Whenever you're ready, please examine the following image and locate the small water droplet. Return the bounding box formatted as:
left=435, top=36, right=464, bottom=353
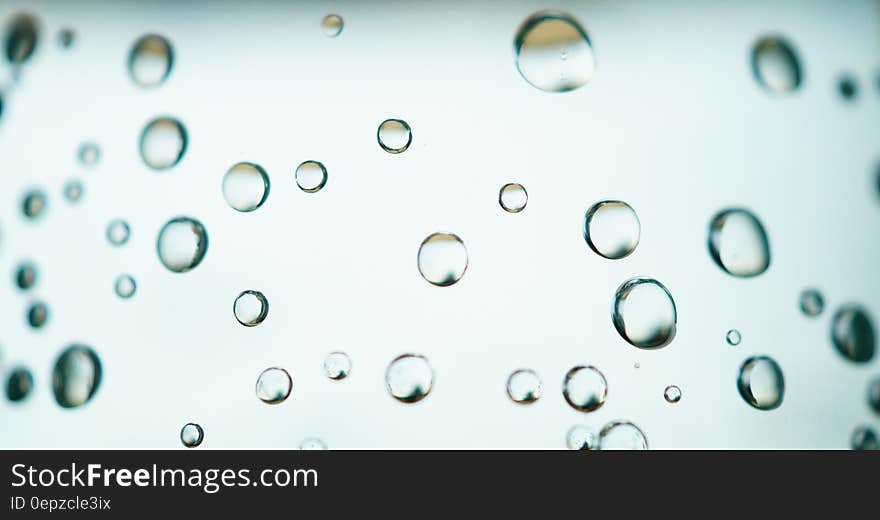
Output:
left=323, top=352, right=352, bottom=380
left=377, top=119, right=412, bottom=154
left=63, top=180, right=83, bottom=203
left=114, top=274, right=136, bottom=299
left=295, top=160, right=328, bottom=193
left=57, top=28, right=74, bottom=49
left=499, top=183, right=528, bottom=213
left=514, top=11, right=594, bottom=92
left=726, top=329, right=742, bottom=346
left=385, top=354, right=434, bottom=404
left=664, top=385, right=682, bottom=403
left=612, top=277, right=677, bottom=349
left=5, top=367, right=33, bottom=402
left=300, top=437, right=328, bottom=450
left=799, top=288, right=824, bottom=317
left=156, top=216, right=208, bottom=273
left=583, top=201, right=640, bottom=259
left=562, top=365, right=607, bottom=412
left=598, top=421, right=648, bottom=450
left=255, top=367, right=292, bottom=404
left=78, top=142, right=100, bottom=166
left=52, top=345, right=102, bottom=408
left=233, top=290, right=268, bottom=327
left=566, top=425, right=597, bottom=450
left=737, top=356, right=784, bottom=411
left=22, top=190, right=46, bottom=219
left=417, top=232, right=468, bottom=287
left=27, top=301, right=48, bottom=329
left=838, top=75, right=858, bottom=101
left=506, top=369, right=542, bottom=404
left=223, top=162, right=270, bottom=211
left=707, top=208, right=771, bottom=277
left=106, top=219, right=131, bottom=246
left=751, top=36, right=801, bottom=93
left=321, top=14, right=344, bottom=37
left=868, top=377, right=880, bottom=415
left=831, top=305, right=875, bottom=363
left=139, top=117, right=187, bottom=170
left=4, top=13, right=38, bottom=65
left=851, top=426, right=878, bottom=450
left=15, top=261, right=36, bottom=290
left=180, top=423, right=204, bottom=448
left=128, top=34, right=173, bottom=88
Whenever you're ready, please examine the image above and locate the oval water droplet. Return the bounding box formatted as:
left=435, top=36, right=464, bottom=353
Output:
left=15, top=261, right=36, bottom=290
left=799, top=288, right=824, bottom=317
left=598, top=421, right=648, bottom=450
left=22, top=190, right=46, bottom=219
left=5, top=367, right=33, bottom=402
left=321, top=14, right=344, bottom=37
left=300, top=437, right=328, bottom=450
left=751, top=36, right=801, bottom=93
left=737, top=356, right=784, bottom=411
left=499, top=183, right=528, bottom=213
left=566, top=425, right=597, bottom=450
left=180, top=423, right=203, bottom=448
left=726, top=329, right=742, bottom=346
left=295, top=160, right=328, bottom=193
left=114, top=274, right=136, bottom=299
left=664, top=385, right=682, bottom=403
left=583, top=201, right=640, bottom=259
left=128, top=34, right=173, bottom=88
left=514, top=11, right=595, bottom=92
left=323, top=352, right=352, bottom=380
left=27, top=301, right=48, bottom=329
left=106, top=219, right=130, bottom=246
left=139, top=117, right=187, bottom=170
left=156, top=217, right=208, bottom=273
left=223, top=162, right=270, bottom=211
left=63, top=180, right=83, bottom=203
left=868, top=377, right=880, bottom=415
left=385, top=354, right=434, bottom=404
left=57, top=28, right=74, bottom=49
left=417, top=232, right=467, bottom=287
left=52, top=345, right=102, bottom=408
left=377, top=119, right=412, bottom=154
left=78, top=142, right=100, bottom=166
left=4, top=13, right=38, bottom=65
left=562, top=365, right=607, bottom=412
left=233, top=290, right=268, bottom=327
left=506, top=369, right=542, bottom=404
left=851, top=426, right=878, bottom=450
left=255, top=367, right=292, bottom=405
left=838, top=75, right=858, bottom=101
left=612, top=277, right=677, bottom=349
left=707, top=208, right=771, bottom=277
left=831, top=305, right=875, bottom=363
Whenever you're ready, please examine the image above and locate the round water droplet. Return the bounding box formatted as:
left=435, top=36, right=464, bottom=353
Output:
left=180, top=423, right=203, bottom=448
left=128, top=34, right=173, bottom=88
left=417, top=232, right=468, bottom=287
left=57, top=28, right=74, bottom=49
left=4, top=13, right=38, bottom=65
left=831, top=305, right=875, bottom=363
left=566, top=425, right=597, bottom=450
left=385, top=354, right=434, bottom=404
left=22, top=190, right=46, bottom=219
left=223, top=162, right=270, bottom=211
left=321, top=14, right=344, bottom=37
left=156, top=217, right=208, bottom=273
left=598, top=421, right=648, bottom=450
left=868, top=377, right=880, bottom=415
left=506, top=369, right=542, bottom=404
left=323, top=351, right=352, bottom=380
left=851, top=426, right=878, bottom=450
left=15, top=261, right=36, bottom=290
left=707, top=208, right=771, bottom=277
left=63, top=180, right=83, bottom=203
left=78, top=142, right=100, bottom=166
left=664, top=385, right=682, bottom=403
left=27, top=301, right=48, bottom=329
left=499, top=183, right=528, bottom=213
left=514, top=11, right=595, bottom=92
left=139, top=117, right=187, bottom=170
left=799, top=288, right=824, bottom=317
left=612, top=277, right=677, bottom=349
left=562, top=365, right=607, bottom=412
left=5, top=367, right=33, bottom=402
left=751, top=36, right=801, bottom=93
left=233, top=290, right=268, bottom=327
left=255, top=367, right=292, bottom=405
left=52, top=345, right=102, bottom=408
left=106, top=219, right=130, bottom=246
left=377, top=119, right=412, bottom=154
left=726, top=329, right=742, bottom=346
left=295, top=161, right=328, bottom=193
left=737, top=356, right=784, bottom=411
left=114, top=274, right=136, bottom=299
left=300, top=437, right=328, bottom=450
left=583, top=201, right=640, bottom=259
left=838, top=75, right=858, bottom=101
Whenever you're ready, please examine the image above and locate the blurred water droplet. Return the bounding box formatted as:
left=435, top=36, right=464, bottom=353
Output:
left=323, top=352, right=352, bottom=380
left=838, top=75, right=858, bottom=101
left=234, top=290, right=268, bottom=327
left=612, top=277, right=677, bottom=349
left=799, top=288, right=824, bottom=317
left=223, top=162, right=270, bottom=211
left=831, top=305, right=875, bottom=363
left=139, top=117, right=187, bottom=170
left=27, top=301, right=48, bottom=329
left=562, top=365, right=607, bottom=412
left=106, top=219, right=130, bottom=246
left=664, top=385, right=682, bottom=403
left=851, top=426, right=878, bottom=450
left=156, top=217, right=208, bottom=273
left=180, top=423, right=203, bottom=448
left=5, top=367, right=33, bottom=402
left=300, top=437, right=328, bottom=450
left=57, top=28, right=74, bottom=49
left=78, top=142, right=100, bottom=166
left=566, top=425, right=597, bottom=450
left=751, top=36, right=801, bottom=93
left=737, top=356, right=784, bottom=411
left=4, top=13, right=38, bottom=65
left=114, top=274, right=136, bottom=299
left=321, top=14, right=343, bottom=37
left=22, top=190, right=46, bottom=219
left=506, top=369, right=542, bottom=404
left=128, top=34, right=173, bottom=88
left=63, top=180, right=83, bottom=203
left=417, top=232, right=467, bottom=287
left=499, top=183, right=528, bottom=213
left=514, top=11, right=594, bottom=92
left=868, top=377, right=880, bottom=415
left=377, top=119, right=412, bottom=154
left=52, top=345, right=102, bottom=408
left=255, top=367, right=292, bottom=405
left=726, top=329, right=742, bottom=346
left=583, top=201, right=640, bottom=259
left=15, top=261, right=36, bottom=290
left=295, top=160, right=328, bottom=193
left=385, top=354, right=434, bottom=404
left=598, top=421, right=648, bottom=450
left=707, top=208, right=771, bottom=277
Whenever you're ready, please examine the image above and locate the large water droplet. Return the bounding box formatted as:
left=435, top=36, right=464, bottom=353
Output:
left=707, top=208, right=771, bottom=277
left=499, top=183, right=528, bottom=213
left=323, top=352, right=352, bottom=380
left=583, top=201, right=640, bottom=259
left=321, top=14, right=344, bottom=37
left=52, top=345, right=102, bottom=408
left=831, top=305, right=875, bottom=363
left=598, top=421, right=648, bottom=450
left=5, top=367, right=33, bottom=402
left=114, top=274, right=136, bottom=299
left=300, top=437, right=328, bottom=450
left=417, top=232, right=467, bottom=287
left=180, top=423, right=203, bottom=448
left=751, top=36, right=801, bottom=93
left=799, top=288, right=824, bottom=317
left=726, top=329, right=742, bottom=346
left=664, top=385, right=682, bottom=403
left=514, top=11, right=594, bottom=92
left=128, top=34, right=173, bottom=88
left=255, top=367, right=292, bottom=405
left=295, top=160, right=328, bottom=193
left=139, top=117, right=187, bottom=170
left=737, top=356, right=784, bottom=411
left=612, top=277, right=677, bottom=349
left=15, top=261, right=36, bottom=290
left=106, top=219, right=130, bottom=246
left=156, top=217, right=208, bottom=273
left=385, top=354, right=434, bottom=404
left=506, top=369, right=542, bottom=404
left=4, top=13, right=38, bottom=65
left=377, top=119, right=412, bottom=154
left=223, top=162, right=270, bottom=212
left=22, top=190, right=46, bottom=219
left=233, top=290, right=268, bottom=327
left=562, top=365, right=607, bottom=412
left=851, top=426, right=878, bottom=450
left=27, top=301, right=48, bottom=329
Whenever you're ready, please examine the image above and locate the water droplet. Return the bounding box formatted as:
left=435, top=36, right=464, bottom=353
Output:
left=598, top=421, right=648, bottom=450
left=255, top=367, right=292, bottom=404
left=4, top=13, right=38, bottom=65
left=223, top=162, right=270, bottom=211
left=180, top=423, right=203, bottom=448
left=63, top=180, right=83, bottom=203
left=377, top=119, right=412, bottom=154
left=156, top=216, right=208, bottom=273
left=583, top=201, right=640, bottom=259
left=499, top=183, right=528, bottom=213
left=27, top=301, right=48, bottom=329
left=514, top=11, right=594, bottom=92
left=321, top=14, right=344, bottom=37
left=612, top=277, right=677, bottom=349
left=851, top=426, right=878, bottom=450
left=838, top=75, right=858, bottom=101
left=106, top=219, right=130, bottom=246
left=664, top=385, right=682, bottom=403
left=15, top=261, right=36, bottom=290
left=385, top=354, right=434, bottom=404
left=114, top=274, right=136, bottom=299
left=78, top=142, right=100, bottom=166
left=566, top=425, right=597, bottom=450
left=799, top=288, right=824, bottom=317
left=300, top=437, right=328, bottom=450
left=751, top=36, right=801, bottom=93
left=323, top=351, right=352, bottom=380
left=295, top=160, right=328, bottom=193
left=737, top=356, right=784, bottom=411
left=506, top=369, right=542, bottom=404
left=726, top=329, right=742, bottom=346
left=868, top=377, right=880, bottom=415
left=139, top=117, right=187, bottom=170
left=5, top=367, right=33, bottom=402
left=707, top=208, right=771, bottom=277
left=417, top=232, right=468, bottom=287
left=57, top=28, right=74, bottom=49
left=52, top=345, right=102, bottom=408
left=831, top=305, right=875, bottom=363
left=562, top=365, right=607, bottom=412
left=128, top=34, right=173, bottom=88
left=233, top=290, right=268, bottom=327
left=22, top=190, right=46, bottom=219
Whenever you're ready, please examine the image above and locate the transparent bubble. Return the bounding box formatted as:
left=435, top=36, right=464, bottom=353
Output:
left=300, top=437, right=328, bottom=450
left=838, top=75, right=858, bottom=101
left=612, top=277, right=677, bottom=349
left=851, top=426, right=878, bottom=451
left=4, top=13, right=38, bottom=65
left=562, top=365, right=607, bottom=412
left=831, top=305, right=875, bottom=363
left=737, top=356, right=784, bottom=411
left=506, top=369, right=542, bottom=404
left=22, top=190, right=46, bottom=219
left=583, top=201, right=640, bottom=259
left=321, top=14, right=344, bottom=37
left=139, top=117, right=187, bottom=170
left=323, top=352, right=352, bottom=380
left=128, top=34, right=173, bottom=88
left=499, top=183, right=528, bottom=213
left=114, top=274, right=136, bottom=299
left=566, top=425, right=597, bottom=450
left=52, top=345, right=102, bottom=408
left=156, top=217, right=208, bottom=273
left=514, top=11, right=595, bottom=92
left=27, top=301, right=48, bottom=329
left=15, top=262, right=36, bottom=290
left=63, top=180, right=83, bottom=203
left=57, top=28, right=74, bottom=49
left=377, top=119, right=412, bottom=154
left=255, top=367, right=292, bottom=405
left=707, top=208, right=771, bottom=278
left=5, top=367, right=33, bottom=402
left=385, top=354, right=434, bottom=403
left=78, top=142, right=100, bottom=166
left=233, top=290, right=268, bottom=327
left=417, top=232, right=468, bottom=287
left=222, top=162, right=270, bottom=212
left=751, top=36, right=801, bottom=93
left=598, top=421, right=648, bottom=450
left=799, top=288, right=824, bottom=317
left=868, top=377, right=880, bottom=415
left=664, top=385, right=682, bottom=403
left=295, top=161, right=328, bottom=193
left=180, top=423, right=203, bottom=448
left=106, top=219, right=130, bottom=246
left=726, top=329, right=742, bottom=346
